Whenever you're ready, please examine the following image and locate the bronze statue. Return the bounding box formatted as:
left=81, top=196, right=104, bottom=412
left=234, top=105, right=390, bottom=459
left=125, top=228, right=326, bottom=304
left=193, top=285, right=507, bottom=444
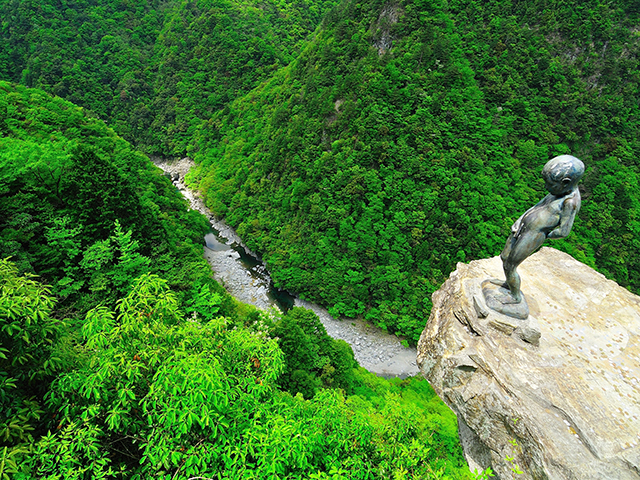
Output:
left=483, top=155, right=585, bottom=319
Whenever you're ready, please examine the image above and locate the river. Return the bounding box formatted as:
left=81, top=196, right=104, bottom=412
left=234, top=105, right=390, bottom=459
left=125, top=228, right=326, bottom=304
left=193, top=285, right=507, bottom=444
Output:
left=154, top=157, right=419, bottom=378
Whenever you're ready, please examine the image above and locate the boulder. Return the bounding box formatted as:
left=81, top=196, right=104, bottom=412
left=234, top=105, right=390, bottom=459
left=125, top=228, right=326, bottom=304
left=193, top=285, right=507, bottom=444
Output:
left=417, top=247, right=640, bottom=480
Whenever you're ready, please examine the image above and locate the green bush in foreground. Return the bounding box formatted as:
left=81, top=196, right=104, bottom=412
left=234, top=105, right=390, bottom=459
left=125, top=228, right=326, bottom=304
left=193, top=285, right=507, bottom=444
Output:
left=2, top=265, right=471, bottom=479
left=0, top=260, right=64, bottom=478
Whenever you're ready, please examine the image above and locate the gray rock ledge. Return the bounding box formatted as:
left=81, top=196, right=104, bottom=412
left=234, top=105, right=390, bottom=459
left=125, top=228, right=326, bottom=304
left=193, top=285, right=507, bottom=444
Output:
left=417, top=247, right=640, bottom=480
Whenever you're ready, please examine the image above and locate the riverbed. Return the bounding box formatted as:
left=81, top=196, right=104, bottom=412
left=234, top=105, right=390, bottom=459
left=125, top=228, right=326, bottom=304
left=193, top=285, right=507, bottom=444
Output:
left=154, top=157, right=419, bottom=378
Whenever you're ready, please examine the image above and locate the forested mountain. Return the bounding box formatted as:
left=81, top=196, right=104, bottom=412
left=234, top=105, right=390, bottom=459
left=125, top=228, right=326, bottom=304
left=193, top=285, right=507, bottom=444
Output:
left=187, top=0, right=640, bottom=341
left=0, top=0, right=164, bottom=147
left=5, top=0, right=637, bottom=341
left=2, top=0, right=640, bottom=476
left=0, top=0, right=337, bottom=154
left=0, top=83, right=470, bottom=479
left=150, top=0, right=339, bottom=154
left=0, top=80, right=226, bottom=310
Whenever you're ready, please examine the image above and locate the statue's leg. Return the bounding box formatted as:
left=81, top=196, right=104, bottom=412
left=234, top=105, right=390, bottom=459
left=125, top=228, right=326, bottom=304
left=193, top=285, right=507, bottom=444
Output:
left=501, top=230, right=546, bottom=303
left=500, top=234, right=514, bottom=262
left=483, top=233, right=543, bottom=319
left=489, top=235, right=514, bottom=288
left=503, top=260, right=522, bottom=303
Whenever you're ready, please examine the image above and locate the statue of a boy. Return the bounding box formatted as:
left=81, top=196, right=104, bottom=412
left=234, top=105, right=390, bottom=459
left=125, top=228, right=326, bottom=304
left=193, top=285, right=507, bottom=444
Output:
left=483, top=155, right=585, bottom=319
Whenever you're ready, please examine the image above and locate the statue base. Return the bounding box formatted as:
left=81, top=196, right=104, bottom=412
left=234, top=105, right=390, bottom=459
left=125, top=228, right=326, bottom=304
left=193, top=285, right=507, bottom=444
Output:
left=482, top=279, right=529, bottom=319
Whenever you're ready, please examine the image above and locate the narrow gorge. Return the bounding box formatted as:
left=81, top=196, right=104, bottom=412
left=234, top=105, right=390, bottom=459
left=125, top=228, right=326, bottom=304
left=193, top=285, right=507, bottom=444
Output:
left=154, top=157, right=419, bottom=378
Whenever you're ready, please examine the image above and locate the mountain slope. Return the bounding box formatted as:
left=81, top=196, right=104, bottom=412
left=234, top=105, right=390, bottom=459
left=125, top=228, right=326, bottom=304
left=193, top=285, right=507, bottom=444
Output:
left=0, top=81, right=220, bottom=311
left=189, top=0, right=640, bottom=341
left=150, top=0, right=338, bottom=155
left=0, top=0, right=338, bottom=154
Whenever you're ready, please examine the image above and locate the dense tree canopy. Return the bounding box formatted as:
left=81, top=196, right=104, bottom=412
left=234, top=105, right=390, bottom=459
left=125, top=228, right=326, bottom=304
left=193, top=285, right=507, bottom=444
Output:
left=0, top=0, right=338, bottom=154
left=4, top=0, right=637, bottom=341
left=0, top=83, right=473, bottom=478
left=187, top=0, right=640, bottom=341
left=1, top=0, right=639, bottom=476
left=0, top=81, right=218, bottom=311
left=1, top=261, right=472, bottom=479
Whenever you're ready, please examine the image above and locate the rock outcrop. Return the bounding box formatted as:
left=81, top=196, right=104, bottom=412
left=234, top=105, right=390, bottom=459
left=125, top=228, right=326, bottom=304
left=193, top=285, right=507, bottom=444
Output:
left=417, top=247, right=640, bottom=480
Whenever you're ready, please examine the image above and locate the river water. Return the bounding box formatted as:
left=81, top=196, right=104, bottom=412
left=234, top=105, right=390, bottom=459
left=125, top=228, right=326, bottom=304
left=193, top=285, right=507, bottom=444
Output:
left=154, top=158, right=419, bottom=378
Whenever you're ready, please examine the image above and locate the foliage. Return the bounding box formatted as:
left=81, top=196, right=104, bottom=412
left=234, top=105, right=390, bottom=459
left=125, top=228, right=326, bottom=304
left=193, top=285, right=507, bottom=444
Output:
left=0, top=81, right=223, bottom=314
left=187, top=0, right=640, bottom=342
left=3, top=0, right=638, bottom=348
left=271, top=307, right=358, bottom=398
left=13, top=272, right=471, bottom=479
left=2, top=0, right=638, bottom=476
left=0, top=0, right=164, bottom=152
left=0, top=259, right=62, bottom=478
left=43, top=215, right=152, bottom=302
left=149, top=0, right=339, bottom=155
left=0, top=0, right=338, bottom=155
left=22, top=273, right=283, bottom=478
left=183, top=282, right=223, bottom=322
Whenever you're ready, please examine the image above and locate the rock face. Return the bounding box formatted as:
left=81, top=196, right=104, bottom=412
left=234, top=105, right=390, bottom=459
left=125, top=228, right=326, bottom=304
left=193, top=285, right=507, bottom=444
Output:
left=417, top=247, right=640, bottom=480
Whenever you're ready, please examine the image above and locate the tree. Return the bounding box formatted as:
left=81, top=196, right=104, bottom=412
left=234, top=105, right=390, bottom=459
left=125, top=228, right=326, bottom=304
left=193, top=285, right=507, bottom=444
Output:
left=61, top=146, right=149, bottom=244
left=0, top=259, right=62, bottom=477
left=272, top=307, right=358, bottom=397
left=26, top=273, right=284, bottom=478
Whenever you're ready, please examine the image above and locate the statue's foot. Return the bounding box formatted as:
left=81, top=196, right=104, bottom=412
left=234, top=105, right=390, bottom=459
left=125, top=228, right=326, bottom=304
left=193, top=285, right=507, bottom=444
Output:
left=489, top=278, right=508, bottom=288
left=485, top=278, right=521, bottom=303
left=481, top=279, right=529, bottom=320
left=490, top=290, right=522, bottom=305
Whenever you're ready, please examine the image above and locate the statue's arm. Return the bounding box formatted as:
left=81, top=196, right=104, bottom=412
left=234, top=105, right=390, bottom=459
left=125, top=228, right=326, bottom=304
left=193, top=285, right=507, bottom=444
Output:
left=547, top=193, right=581, bottom=239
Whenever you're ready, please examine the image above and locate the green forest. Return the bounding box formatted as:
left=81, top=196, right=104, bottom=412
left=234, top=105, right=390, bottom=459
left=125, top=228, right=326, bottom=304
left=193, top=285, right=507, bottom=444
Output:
left=1, top=0, right=639, bottom=477
left=189, top=0, right=640, bottom=341
left=0, top=82, right=469, bottom=478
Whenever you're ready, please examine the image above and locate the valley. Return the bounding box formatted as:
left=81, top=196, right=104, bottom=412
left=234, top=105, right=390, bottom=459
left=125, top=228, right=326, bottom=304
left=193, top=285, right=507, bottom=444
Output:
left=156, top=157, right=419, bottom=377
left=1, top=0, right=639, bottom=477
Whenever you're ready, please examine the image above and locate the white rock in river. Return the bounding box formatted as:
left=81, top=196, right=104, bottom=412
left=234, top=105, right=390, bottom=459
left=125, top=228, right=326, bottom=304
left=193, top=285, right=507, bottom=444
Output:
left=417, top=247, right=640, bottom=480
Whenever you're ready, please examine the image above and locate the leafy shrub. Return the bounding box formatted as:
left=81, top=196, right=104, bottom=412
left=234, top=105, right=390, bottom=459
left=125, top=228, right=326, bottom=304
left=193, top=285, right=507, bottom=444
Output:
left=271, top=307, right=358, bottom=397
left=0, top=259, right=63, bottom=477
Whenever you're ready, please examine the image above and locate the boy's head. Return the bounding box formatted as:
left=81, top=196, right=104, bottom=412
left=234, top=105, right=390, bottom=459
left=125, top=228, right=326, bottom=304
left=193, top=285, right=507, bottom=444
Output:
left=542, top=155, right=585, bottom=195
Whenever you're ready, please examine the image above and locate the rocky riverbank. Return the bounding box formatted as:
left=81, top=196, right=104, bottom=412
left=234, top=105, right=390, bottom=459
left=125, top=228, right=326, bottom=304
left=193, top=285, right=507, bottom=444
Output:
left=153, top=157, right=419, bottom=378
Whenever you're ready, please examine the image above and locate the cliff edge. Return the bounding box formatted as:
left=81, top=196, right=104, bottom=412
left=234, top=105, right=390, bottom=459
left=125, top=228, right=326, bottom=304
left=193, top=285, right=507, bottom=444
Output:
left=417, top=247, right=640, bottom=479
